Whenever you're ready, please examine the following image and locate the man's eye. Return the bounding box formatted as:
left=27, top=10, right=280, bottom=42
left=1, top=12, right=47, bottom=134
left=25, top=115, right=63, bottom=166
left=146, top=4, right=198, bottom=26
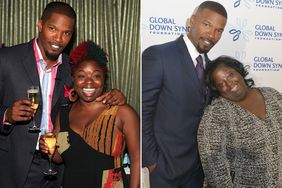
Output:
left=203, top=23, right=209, bottom=27
left=217, top=30, right=223, bottom=34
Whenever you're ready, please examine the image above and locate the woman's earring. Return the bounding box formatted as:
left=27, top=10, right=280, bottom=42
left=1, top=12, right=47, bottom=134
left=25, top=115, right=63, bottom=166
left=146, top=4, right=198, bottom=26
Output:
left=69, top=88, right=78, bottom=102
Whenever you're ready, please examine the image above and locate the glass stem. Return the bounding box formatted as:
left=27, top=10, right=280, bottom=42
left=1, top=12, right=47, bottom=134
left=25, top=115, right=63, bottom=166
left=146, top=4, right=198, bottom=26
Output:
left=32, top=119, right=36, bottom=128
left=48, top=155, right=52, bottom=171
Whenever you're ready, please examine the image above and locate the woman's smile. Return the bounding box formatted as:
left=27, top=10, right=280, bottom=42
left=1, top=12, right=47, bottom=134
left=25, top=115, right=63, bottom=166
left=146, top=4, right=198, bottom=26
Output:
left=82, top=88, right=97, bottom=97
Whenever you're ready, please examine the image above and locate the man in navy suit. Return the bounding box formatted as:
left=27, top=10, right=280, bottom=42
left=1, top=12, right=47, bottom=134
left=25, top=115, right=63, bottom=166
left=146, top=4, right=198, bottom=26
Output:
left=0, top=2, right=124, bottom=188
left=142, top=1, right=228, bottom=187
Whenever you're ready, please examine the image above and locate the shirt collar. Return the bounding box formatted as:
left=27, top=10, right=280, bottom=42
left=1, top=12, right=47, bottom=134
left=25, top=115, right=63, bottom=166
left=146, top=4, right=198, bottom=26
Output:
left=33, top=39, right=62, bottom=70
left=183, top=34, right=205, bottom=67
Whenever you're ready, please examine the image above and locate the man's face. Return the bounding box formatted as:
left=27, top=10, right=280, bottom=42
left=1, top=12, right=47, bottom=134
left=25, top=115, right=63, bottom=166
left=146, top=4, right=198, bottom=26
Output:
left=37, top=12, right=75, bottom=61
left=188, top=8, right=227, bottom=54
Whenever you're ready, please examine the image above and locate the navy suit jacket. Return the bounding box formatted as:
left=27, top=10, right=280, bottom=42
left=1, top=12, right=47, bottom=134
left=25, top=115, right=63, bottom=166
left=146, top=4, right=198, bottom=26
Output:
left=142, top=36, right=209, bottom=185
left=0, top=40, right=72, bottom=188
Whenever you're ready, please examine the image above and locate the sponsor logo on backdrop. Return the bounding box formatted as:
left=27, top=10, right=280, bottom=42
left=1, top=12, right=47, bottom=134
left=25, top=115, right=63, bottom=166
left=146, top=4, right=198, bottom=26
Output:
left=252, top=56, right=282, bottom=71
left=233, top=0, right=282, bottom=9
left=254, top=24, right=282, bottom=40
left=229, top=19, right=282, bottom=41
left=256, top=0, right=282, bottom=8
left=234, top=52, right=282, bottom=72
left=144, top=17, right=188, bottom=36
left=234, top=0, right=253, bottom=8
left=235, top=51, right=247, bottom=61
left=229, top=19, right=252, bottom=41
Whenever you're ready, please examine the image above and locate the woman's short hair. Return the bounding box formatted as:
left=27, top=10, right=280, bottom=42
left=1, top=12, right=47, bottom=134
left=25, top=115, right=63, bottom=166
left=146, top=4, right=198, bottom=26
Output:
left=70, top=40, right=109, bottom=87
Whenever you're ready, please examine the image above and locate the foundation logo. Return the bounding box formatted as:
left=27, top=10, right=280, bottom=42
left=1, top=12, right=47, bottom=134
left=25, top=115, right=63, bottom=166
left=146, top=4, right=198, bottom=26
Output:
left=229, top=19, right=252, bottom=41
left=256, top=0, right=282, bottom=9
left=235, top=51, right=247, bottom=62
left=229, top=19, right=282, bottom=41
left=234, top=0, right=253, bottom=8
left=254, top=24, right=282, bottom=41
left=234, top=52, right=282, bottom=72
left=233, top=0, right=282, bottom=9
left=252, top=56, right=282, bottom=71
left=144, top=17, right=188, bottom=36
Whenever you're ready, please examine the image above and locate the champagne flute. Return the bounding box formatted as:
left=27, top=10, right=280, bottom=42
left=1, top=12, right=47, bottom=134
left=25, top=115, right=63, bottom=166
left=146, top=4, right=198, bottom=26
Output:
left=43, top=131, right=57, bottom=176
left=27, top=86, right=40, bottom=132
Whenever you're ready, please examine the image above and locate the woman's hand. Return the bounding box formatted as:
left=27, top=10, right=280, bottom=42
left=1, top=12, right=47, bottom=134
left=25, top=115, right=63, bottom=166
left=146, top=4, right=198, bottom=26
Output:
left=39, top=135, right=49, bottom=154
left=96, top=89, right=126, bottom=106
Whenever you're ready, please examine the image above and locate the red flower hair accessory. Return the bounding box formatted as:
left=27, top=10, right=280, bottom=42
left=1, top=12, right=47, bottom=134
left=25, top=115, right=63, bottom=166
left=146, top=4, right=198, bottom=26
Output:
left=70, top=41, right=88, bottom=66
left=70, top=40, right=109, bottom=76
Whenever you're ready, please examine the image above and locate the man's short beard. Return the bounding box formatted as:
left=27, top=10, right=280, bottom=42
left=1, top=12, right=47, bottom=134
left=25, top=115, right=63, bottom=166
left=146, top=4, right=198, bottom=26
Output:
left=44, top=50, right=60, bottom=61
left=196, top=46, right=210, bottom=54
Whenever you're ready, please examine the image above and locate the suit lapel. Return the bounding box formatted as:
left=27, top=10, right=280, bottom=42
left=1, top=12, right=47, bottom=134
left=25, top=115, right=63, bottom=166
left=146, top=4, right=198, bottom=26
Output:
left=51, top=55, right=68, bottom=109
left=175, top=36, right=202, bottom=94
left=20, top=40, right=43, bottom=127
left=21, top=40, right=40, bottom=86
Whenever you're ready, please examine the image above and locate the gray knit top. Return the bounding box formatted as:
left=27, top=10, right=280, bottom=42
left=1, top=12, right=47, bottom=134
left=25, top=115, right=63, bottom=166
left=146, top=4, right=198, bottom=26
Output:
left=197, top=87, right=282, bottom=188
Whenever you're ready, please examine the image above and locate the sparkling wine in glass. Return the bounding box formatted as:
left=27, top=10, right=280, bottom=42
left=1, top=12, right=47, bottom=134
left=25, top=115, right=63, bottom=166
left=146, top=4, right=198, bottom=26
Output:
left=43, top=132, right=57, bottom=176
left=27, top=86, right=40, bottom=132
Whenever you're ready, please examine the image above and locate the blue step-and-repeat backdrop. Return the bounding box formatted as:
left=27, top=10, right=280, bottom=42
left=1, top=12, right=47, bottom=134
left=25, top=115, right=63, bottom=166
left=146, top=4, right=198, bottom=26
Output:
left=142, top=0, right=282, bottom=92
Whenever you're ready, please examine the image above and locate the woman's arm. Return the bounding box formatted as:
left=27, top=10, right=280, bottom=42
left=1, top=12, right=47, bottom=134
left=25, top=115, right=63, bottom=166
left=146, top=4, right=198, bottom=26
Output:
left=118, top=105, right=140, bottom=188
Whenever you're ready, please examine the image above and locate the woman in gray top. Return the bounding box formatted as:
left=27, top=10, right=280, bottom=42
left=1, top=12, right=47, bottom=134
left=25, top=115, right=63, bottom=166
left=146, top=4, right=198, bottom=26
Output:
left=197, top=56, right=282, bottom=187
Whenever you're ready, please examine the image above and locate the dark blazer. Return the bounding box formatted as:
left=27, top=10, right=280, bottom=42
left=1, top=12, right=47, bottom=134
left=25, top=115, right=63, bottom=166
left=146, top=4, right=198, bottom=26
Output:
left=0, top=39, right=72, bottom=188
left=142, top=36, right=209, bottom=186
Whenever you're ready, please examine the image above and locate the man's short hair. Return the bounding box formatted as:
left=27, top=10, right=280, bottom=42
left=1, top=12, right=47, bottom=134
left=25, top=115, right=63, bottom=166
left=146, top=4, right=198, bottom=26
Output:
left=198, top=1, right=228, bottom=19
left=41, top=2, right=76, bottom=25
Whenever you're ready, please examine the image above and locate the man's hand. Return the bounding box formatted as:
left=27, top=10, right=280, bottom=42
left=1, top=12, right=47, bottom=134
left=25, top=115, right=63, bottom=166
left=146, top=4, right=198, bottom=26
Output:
left=5, top=99, right=35, bottom=124
left=96, top=89, right=126, bottom=106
